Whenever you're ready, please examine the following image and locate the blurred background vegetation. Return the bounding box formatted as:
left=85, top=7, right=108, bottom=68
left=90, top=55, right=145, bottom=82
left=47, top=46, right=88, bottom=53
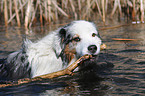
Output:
left=0, top=0, right=144, bottom=29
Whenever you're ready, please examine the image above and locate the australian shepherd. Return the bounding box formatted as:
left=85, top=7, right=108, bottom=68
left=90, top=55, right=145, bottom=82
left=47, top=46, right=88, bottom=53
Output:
left=0, top=20, right=102, bottom=80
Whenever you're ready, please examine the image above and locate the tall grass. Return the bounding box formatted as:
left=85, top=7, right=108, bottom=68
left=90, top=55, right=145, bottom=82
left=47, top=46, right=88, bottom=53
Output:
left=0, top=0, right=145, bottom=28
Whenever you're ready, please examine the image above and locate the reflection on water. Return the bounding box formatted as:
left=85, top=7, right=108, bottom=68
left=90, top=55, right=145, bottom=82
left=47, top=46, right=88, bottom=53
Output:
left=0, top=20, right=145, bottom=96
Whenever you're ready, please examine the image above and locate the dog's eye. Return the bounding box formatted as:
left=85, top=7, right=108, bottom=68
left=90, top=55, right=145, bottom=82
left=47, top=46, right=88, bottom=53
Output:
left=73, top=37, right=81, bottom=42
left=92, top=33, right=96, bottom=37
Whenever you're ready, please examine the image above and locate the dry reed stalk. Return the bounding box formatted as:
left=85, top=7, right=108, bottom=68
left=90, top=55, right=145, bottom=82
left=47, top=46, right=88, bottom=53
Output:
left=111, top=0, right=118, bottom=17
left=44, top=1, right=48, bottom=21
left=54, top=2, right=58, bottom=21
left=78, top=0, right=81, bottom=12
left=77, top=0, right=82, bottom=19
left=1, top=0, right=145, bottom=27
left=61, top=0, right=68, bottom=10
left=22, top=0, right=25, bottom=3
left=13, top=0, right=21, bottom=27
left=24, top=0, right=33, bottom=29
left=1, top=0, right=4, bottom=12
left=111, top=0, right=122, bottom=17
left=39, top=0, right=43, bottom=27
left=8, top=1, right=27, bottom=24
left=102, top=0, right=105, bottom=23
left=48, top=0, right=52, bottom=23
left=61, top=0, right=64, bottom=9
left=69, top=0, right=77, bottom=19
left=140, top=0, right=144, bottom=23
left=95, top=0, right=102, bottom=17
left=118, top=0, right=122, bottom=17
left=105, top=0, right=108, bottom=13
left=29, top=0, right=39, bottom=28
left=87, top=0, right=91, bottom=19
left=9, top=0, right=13, bottom=25
left=132, top=0, right=136, bottom=21
left=4, top=0, right=8, bottom=26
left=52, top=0, right=69, bottom=18
left=19, top=0, right=24, bottom=19
left=83, top=0, right=95, bottom=19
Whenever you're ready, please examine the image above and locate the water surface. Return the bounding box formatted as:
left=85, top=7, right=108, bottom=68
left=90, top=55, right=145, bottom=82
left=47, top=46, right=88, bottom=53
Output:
left=0, top=20, right=145, bottom=96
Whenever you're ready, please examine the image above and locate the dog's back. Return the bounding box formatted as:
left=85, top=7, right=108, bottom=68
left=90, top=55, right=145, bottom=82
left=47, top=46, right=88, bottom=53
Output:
left=0, top=40, right=31, bottom=80
left=0, top=20, right=102, bottom=80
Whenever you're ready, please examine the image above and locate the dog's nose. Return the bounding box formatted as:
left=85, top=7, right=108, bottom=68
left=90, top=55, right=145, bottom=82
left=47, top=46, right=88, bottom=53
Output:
left=88, top=45, right=97, bottom=54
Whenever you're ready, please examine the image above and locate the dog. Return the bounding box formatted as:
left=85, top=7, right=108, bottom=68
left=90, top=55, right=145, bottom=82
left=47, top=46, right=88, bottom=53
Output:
left=0, top=20, right=102, bottom=80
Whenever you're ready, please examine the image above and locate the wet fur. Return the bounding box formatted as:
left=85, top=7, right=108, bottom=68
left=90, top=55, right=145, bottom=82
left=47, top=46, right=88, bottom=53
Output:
left=0, top=20, right=102, bottom=80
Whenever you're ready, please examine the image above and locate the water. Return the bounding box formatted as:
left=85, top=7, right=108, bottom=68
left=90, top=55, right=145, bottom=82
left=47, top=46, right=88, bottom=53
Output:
left=0, top=20, right=145, bottom=96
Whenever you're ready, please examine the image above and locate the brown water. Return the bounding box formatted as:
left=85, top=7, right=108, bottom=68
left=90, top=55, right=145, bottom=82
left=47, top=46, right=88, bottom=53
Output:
left=0, top=20, right=145, bottom=96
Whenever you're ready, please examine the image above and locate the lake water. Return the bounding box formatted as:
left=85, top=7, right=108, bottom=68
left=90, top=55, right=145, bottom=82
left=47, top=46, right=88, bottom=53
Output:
left=0, top=19, right=145, bottom=96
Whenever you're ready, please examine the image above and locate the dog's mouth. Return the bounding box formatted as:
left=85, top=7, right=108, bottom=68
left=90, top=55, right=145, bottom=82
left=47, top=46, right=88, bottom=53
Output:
left=87, top=43, right=106, bottom=61
left=89, top=55, right=99, bottom=61
left=81, top=54, right=99, bottom=62
left=91, top=55, right=98, bottom=57
left=79, top=54, right=99, bottom=71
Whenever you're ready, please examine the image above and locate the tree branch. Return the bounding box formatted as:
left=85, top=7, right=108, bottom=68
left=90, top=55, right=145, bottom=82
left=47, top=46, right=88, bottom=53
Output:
left=0, top=54, right=92, bottom=88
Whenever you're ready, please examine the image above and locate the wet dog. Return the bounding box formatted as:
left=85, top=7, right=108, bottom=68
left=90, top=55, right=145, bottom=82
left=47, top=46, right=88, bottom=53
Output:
left=0, top=20, right=102, bottom=79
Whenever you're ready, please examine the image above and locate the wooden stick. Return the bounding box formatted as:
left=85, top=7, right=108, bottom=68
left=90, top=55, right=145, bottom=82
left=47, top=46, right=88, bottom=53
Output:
left=101, top=43, right=107, bottom=50
left=35, top=55, right=92, bottom=79
left=99, top=24, right=130, bottom=30
left=112, top=38, right=138, bottom=41
left=0, top=55, right=92, bottom=88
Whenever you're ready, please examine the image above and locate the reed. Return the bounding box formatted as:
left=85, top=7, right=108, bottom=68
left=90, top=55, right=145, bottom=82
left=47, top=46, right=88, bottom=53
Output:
left=0, top=0, right=145, bottom=28
left=140, top=0, right=144, bottom=22
left=13, top=0, right=21, bottom=27
left=4, top=0, right=8, bottom=26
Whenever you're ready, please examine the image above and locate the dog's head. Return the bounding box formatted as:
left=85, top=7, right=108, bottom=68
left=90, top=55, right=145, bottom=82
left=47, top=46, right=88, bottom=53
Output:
left=56, top=20, right=102, bottom=59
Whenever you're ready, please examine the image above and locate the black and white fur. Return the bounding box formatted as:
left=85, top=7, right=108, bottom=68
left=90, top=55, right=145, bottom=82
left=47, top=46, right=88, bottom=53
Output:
left=0, top=20, right=102, bottom=80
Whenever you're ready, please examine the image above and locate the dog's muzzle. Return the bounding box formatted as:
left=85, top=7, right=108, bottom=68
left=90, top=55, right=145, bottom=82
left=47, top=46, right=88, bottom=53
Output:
left=88, top=45, right=97, bottom=54
left=87, top=43, right=106, bottom=56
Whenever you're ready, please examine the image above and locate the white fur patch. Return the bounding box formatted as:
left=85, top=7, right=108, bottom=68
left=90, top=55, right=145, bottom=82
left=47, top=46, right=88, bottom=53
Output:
left=25, top=20, right=102, bottom=77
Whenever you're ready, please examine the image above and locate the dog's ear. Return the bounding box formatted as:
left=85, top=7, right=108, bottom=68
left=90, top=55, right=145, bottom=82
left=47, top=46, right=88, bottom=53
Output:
left=53, top=28, right=67, bottom=58
left=59, top=28, right=68, bottom=48
left=58, top=28, right=67, bottom=57
left=59, top=28, right=66, bottom=40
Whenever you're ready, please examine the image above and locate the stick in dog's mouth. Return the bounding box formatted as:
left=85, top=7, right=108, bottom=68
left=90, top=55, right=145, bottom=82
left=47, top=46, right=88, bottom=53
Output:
left=0, top=44, right=107, bottom=88
left=100, top=43, right=107, bottom=50
left=0, top=54, right=93, bottom=88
